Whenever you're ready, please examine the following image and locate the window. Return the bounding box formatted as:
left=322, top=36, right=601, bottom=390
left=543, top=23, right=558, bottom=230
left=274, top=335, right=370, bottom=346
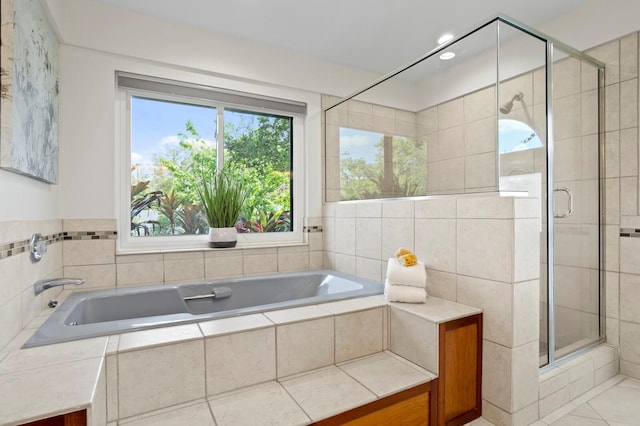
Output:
left=498, top=119, right=542, bottom=153
left=118, top=73, right=305, bottom=251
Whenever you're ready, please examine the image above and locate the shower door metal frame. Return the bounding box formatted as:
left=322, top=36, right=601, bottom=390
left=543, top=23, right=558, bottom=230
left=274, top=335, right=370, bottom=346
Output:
left=496, top=16, right=606, bottom=370
left=541, top=40, right=606, bottom=369
left=324, top=14, right=607, bottom=370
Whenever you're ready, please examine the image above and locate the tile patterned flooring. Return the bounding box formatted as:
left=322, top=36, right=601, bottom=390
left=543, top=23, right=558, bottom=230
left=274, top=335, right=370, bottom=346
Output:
left=468, top=375, right=640, bottom=426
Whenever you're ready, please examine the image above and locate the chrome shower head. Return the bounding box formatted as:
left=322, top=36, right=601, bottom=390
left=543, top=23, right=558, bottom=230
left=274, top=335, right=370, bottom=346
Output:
left=499, top=102, right=513, bottom=114
left=500, top=92, right=524, bottom=115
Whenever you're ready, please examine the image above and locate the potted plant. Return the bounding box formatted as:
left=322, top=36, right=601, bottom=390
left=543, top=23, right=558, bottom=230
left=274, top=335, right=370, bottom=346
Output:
left=195, top=167, right=247, bottom=248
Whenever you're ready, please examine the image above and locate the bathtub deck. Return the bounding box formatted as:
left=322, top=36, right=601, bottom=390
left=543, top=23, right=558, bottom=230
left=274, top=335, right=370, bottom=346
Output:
left=0, top=295, right=480, bottom=426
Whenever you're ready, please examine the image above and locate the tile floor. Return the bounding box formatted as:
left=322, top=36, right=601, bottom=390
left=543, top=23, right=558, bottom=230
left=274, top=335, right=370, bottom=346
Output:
left=467, top=375, right=640, bottom=426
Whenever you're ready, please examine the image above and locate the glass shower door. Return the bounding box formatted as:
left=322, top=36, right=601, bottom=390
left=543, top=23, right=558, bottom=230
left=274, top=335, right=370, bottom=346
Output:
left=549, top=52, right=602, bottom=362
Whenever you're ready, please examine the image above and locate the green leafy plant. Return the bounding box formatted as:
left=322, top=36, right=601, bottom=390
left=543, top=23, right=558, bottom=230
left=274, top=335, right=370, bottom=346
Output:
left=195, top=167, right=248, bottom=228
left=130, top=178, right=163, bottom=236
left=178, top=203, right=207, bottom=235
left=241, top=208, right=291, bottom=233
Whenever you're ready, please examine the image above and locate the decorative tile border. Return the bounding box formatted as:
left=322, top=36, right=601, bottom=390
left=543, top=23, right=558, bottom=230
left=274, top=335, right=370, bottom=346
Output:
left=304, top=225, right=323, bottom=233
left=620, top=228, right=640, bottom=238
left=63, top=231, right=118, bottom=241
left=0, top=232, right=64, bottom=260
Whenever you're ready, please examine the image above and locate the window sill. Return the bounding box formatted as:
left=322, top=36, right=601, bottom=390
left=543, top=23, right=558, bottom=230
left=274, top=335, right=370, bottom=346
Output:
left=115, top=240, right=311, bottom=256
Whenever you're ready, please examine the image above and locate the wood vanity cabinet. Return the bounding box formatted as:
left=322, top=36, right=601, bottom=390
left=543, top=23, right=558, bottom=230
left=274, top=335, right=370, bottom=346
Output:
left=437, top=313, right=483, bottom=426
left=314, top=381, right=436, bottom=426
left=19, top=410, right=86, bottom=426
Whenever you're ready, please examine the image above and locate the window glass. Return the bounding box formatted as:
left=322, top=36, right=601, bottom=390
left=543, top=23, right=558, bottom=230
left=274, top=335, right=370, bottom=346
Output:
left=498, top=119, right=542, bottom=153
left=128, top=96, right=294, bottom=241
left=224, top=109, right=292, bottom=233
left=339, top=127, right=427, bottom=200
left=131, top=96, right=216, bottom=236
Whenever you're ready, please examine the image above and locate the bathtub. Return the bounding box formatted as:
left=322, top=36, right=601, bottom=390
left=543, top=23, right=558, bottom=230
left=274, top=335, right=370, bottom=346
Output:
left=24, top=270, right=383, bottom=348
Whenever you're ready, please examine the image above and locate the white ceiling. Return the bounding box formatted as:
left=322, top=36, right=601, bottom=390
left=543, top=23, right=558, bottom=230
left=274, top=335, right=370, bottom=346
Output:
left=90, top=0, right=588, bottom=75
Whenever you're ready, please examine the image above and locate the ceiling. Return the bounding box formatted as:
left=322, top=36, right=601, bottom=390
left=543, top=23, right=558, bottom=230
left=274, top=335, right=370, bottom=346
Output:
left=91, top=0, right=588, bottom=75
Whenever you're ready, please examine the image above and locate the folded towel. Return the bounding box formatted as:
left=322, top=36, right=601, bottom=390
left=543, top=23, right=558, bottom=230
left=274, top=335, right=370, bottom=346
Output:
left=386, top=257, right=426, bottom=288
left=384, top=279, right=427, bottom=303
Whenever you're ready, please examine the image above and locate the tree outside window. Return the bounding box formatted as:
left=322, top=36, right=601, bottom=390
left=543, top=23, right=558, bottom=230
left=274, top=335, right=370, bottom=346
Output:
left=130, top=96, right=293, bottom=237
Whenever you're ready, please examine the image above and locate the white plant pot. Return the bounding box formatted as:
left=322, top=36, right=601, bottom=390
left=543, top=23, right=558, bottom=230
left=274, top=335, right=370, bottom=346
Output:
left=208, top=227, right=237, bottom=248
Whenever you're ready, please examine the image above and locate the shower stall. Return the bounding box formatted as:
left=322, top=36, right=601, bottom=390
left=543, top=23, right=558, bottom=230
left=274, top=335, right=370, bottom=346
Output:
left=324, top=15, right=605, bottom=369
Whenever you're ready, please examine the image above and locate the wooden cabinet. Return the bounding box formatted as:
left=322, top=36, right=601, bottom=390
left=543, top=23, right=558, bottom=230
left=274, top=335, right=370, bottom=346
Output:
left=19, top=410, right=86, bottom=426
left=437, top=313, right=483, bottom=426
left=314, top=381, right=436, bottom=426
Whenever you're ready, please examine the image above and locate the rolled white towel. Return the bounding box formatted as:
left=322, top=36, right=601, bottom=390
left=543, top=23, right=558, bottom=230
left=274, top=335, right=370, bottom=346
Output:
left=384, top=279, right=427, bottom=303
left=386, top=257, right=427, bottom=288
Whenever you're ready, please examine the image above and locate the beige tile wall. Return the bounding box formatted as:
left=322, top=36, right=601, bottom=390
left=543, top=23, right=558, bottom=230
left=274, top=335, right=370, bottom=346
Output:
left=323, top=194, right=541, bottom=424
left=0, top=220, right=64, bottom=352
left=106, top=303, right=387, bottom=421
left=58, top=218, right=323, bottom=291
left=585, top=33, right=640, bottom=381
left=419, top=86, right=498, bottom=194
left=324, top=87, right=499, bottom=201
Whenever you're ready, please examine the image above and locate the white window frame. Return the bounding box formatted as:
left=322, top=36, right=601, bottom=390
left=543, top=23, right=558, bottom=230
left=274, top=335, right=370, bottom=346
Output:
left=116, top=74, right=305, bottom=253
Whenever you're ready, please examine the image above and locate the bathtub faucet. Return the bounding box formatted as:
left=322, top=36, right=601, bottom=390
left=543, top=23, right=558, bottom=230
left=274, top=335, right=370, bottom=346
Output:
left=34, top=278, right=85, bottom=296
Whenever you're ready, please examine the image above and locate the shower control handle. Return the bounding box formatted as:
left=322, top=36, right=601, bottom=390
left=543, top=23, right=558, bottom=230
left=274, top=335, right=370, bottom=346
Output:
left=553, top=187, right=573, bottom=218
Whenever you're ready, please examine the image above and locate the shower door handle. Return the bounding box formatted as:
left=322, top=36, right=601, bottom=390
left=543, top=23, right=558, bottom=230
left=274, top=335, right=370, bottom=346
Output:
left=553, top=187, right=573, bottom=218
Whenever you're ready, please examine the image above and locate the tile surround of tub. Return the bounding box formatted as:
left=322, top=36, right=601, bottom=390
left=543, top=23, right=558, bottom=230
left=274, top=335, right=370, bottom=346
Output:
left=0, top=220, right=64, bottom=351
left=37, top=218, right=325, bottom=289
left=275, top=316, right=335, bottom=377
left=324, top=193, right=541, bottom=424
left=96, top=296, right=401, bottom=424
left=334, top=307, right=384, bottom=363
left=120, top=400, right=215, bottom=426
left=388, top=306, right=438, bottom=373
left=117, top=339, right=206, bottom=418
left=209, top=381, right=309, bottom=426
left=205, top=327, right=276, bottom=395
left=279, top=366, right=377, bottom=422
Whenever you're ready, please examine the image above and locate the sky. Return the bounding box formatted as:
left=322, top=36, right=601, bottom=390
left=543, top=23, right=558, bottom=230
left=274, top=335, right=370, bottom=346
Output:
left=498, top=118, right=542, bottom=153
left=131, top=96, right=217, bottom=178
left=339, top=127, right=382, bottom=163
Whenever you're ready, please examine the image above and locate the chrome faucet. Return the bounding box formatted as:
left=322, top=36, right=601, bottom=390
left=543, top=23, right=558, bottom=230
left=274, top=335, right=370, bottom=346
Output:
left=34, top=278, right=85, bottom=296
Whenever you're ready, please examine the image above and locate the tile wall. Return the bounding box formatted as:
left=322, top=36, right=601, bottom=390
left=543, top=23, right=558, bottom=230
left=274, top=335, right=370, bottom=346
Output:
left=323, top=87, right=498, bottom=202
left=417, top=86, right=498, bottom=194
left=0, top=217, right=323, bottom=353
left=61, top=219, right=323, bottom=291
left=322, top=194, right=542, bottom=425
left=584, top=32, right=640, bottom=381
left=0, top=220, right=64, bottom=351
left=105, top=300, right=388, bottom=422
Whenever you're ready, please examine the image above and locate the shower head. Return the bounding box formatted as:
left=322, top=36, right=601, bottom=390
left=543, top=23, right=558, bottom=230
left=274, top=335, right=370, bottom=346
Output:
left=500, top=92, right=524, bottom=115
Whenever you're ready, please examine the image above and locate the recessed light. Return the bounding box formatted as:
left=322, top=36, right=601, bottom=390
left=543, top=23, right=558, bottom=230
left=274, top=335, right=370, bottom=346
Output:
left=437, top=34, right=454, bottom=45
left=439, top=52, right=456, bottom=60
